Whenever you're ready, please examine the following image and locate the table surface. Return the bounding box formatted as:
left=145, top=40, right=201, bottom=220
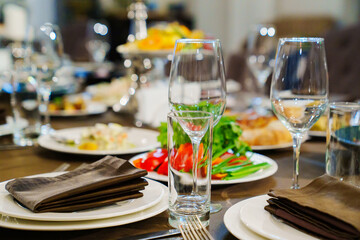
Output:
left=0, top=110, right=327, bottom=240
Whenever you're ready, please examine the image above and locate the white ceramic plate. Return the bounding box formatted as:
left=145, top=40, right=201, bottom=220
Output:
left=46, top=102, right=107, bottom=117
left=308, top=131, right=326, bottom=138
left=0, top=116, right=28, bottom=136
left=0, top=182, right=168, bottom=231
left=239, top=195, right=319, bottom=240
left=38, top=127, right=160, bottom=155
left=0, top=172, right=164, bottom=221
left=129, top=152, right=278, bottom=185
left=224, top=197, right=267, bottom=240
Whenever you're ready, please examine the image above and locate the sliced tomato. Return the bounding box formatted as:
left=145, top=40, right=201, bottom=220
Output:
left=141, top=156, right=164, bottom=171
left=172, top=143, right=193, bottom=172
left=157, top=157, right=168, bottom=175
left=132, top=158, right=143, bottom=168
left=147, top=148, right=168, bottom=162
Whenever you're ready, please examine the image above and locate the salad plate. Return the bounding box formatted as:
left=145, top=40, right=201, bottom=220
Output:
left=239, top=195, right=319, bottom=240
left=38, top=127, right=160, bottom=155
left=0, top=172, right=164, bottom=221
left=46, top=102, right=107, bottom=117
left=129, top=152, right=278, bottom=185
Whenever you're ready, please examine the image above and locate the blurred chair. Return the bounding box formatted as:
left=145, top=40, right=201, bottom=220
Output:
left=324, top=22, right=360, bottom=100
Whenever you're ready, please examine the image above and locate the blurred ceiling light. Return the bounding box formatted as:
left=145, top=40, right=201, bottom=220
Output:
left=94, top=23, right=108, bottom=36
left=49, top=32, right=56, bottom=40
left=268, top=27, right=276, bottom=37
left=260, top=27, right=267, bottom=36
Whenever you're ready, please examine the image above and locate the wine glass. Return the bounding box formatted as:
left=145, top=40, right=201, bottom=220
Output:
left=168, top=39, right=226, bottom=212
left=32, top=23, right=63, bottom=134
left=246, top=24, right=277, bottom=111
left=270, top=38, right=329, bottom=189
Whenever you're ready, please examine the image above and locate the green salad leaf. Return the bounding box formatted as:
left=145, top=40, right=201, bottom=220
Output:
left=157, top=115, right=250, bottom=157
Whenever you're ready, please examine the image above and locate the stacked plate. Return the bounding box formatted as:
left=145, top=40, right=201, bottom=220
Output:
left=0, top=172, right=168, bottom=231
left=224, top=195, right=320, bottom=240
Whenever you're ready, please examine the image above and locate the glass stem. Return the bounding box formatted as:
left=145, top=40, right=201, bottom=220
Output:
left=292, top=133, right=303, bottom=189
left=41, top=86, right=51, bottom=132
left=191, top=140, right=200, bottom=195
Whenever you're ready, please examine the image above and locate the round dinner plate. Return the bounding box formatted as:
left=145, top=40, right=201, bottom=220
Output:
left=38, top=127, right=160, bottom=155
left=129, top=152, right=278, bottom=185
left=45, top=102, right=107, bottom=117
left=224, top=197, right=267, bottom=240
left=239, top=195, right=319, bottom=240
left=0, top=172, right=164, bottom=221
left=0, top=183, right=168, bottom=231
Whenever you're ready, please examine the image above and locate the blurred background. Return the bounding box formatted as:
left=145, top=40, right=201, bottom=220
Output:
left=0, top=0, right=360, bottom=122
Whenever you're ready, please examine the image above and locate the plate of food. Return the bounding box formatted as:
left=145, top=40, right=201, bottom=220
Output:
left=128, top=116, right=278, bottom=184
left=227, top=110, right=295, bottom=150
left=46, top=95, right=107, bottom=117
left=38, top=123, right=160, bottom=155
left=116, top=22, right=204, bottom=58
left=129, top=150, right=278, bottom=185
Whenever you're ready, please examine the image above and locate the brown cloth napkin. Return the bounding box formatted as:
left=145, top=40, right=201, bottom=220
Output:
left=265, top=175, right=360, bottom=240
left=5, top=155, right=148, bottom=213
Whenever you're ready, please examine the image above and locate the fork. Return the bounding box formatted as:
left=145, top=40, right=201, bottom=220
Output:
left=179, top=216, right=215, bottom=240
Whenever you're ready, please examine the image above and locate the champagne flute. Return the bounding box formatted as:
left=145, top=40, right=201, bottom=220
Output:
left=247, top=24, right=277, bottom=112
left=32, top=23, right=63, bottom=134
left=168, top=39, right=226, bottom=212
left=270, top=38, right=328, bottom=189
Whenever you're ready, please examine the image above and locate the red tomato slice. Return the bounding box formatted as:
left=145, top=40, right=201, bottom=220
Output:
left=132, top=158, right=143, bottom=168
left=141, top=156, right=164, bottom=171
left=157, top=157, right=168, bottom=175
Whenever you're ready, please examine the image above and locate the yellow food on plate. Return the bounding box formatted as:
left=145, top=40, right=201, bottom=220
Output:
left=120, top=22, right=205, bottom=51
left=310, top=115, right=327, bottom=132
left=48, top=96, right=86, bottom=113
left=229, top=111, right=292, bottom=146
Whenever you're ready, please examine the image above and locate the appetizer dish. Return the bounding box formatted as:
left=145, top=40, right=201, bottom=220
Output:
left=66, top=123, right=136, bottom=151
left=132, top=116, right=271, bottom=181
left=227, top=111, right=292, bottom=147
left=48, top=95, right=87, bottom=113
left=118, top=22, right=205, bottom=52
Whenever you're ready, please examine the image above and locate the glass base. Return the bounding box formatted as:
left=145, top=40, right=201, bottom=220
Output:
left=169, top=211, right=210, bottom=229
left=210, top=203, right=222, bottom=213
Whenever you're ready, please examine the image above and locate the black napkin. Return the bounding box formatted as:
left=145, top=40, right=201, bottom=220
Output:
left=6, top=155, right=148, bottom=212
left=265, top=175, right=360, bottom=240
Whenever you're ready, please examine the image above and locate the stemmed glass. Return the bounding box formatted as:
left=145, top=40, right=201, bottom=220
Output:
left=168, top=39, right=226, bottom=212
left=247, top=24, right=277, bottom=111
left=270, top=38, right=328, bottom=189
left=32, top=23, right=63, bottom=134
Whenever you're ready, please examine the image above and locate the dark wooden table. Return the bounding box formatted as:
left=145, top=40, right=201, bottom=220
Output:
left=0, top=110, right=327, bottom=240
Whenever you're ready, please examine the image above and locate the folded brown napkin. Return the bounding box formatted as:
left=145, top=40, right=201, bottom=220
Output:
left=265, top=175, right=360, bottom=240
left=6, top=155, right=148, bottom=213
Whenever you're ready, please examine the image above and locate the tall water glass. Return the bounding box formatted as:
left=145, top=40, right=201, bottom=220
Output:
left=168, top=38, right=226, bottom=213
left=168, top=111, right=213, bottom=228
left=11, top=69, right=41, bottom=146
left=326, top=102, right=360, bottom=186
left=270, top=38, right=328, bottom=189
